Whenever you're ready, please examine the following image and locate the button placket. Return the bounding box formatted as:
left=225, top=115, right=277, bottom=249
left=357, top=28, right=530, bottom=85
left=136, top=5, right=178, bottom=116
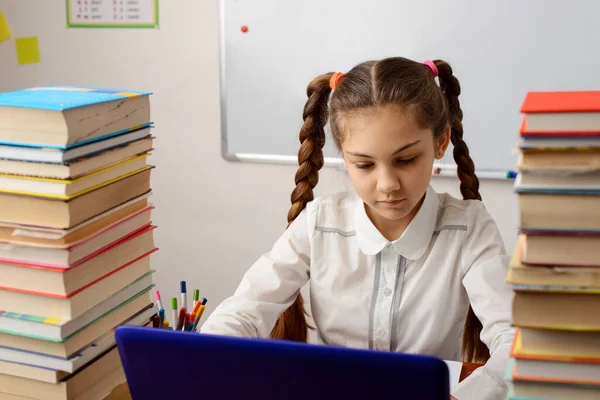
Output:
left=390, top=256, right=407, bottom=351
left=373, top=245, right=399, bottom=350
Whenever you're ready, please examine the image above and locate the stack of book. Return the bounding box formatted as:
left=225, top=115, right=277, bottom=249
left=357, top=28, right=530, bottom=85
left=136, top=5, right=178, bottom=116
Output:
left=506, top=91, right=600, bottom=399
left=0, top=86, right=158, bottom=400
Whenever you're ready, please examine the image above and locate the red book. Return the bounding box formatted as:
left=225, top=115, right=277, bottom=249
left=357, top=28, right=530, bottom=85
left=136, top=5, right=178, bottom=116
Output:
left=520, top=91, right=600, bottom=135
left=521, top=91, right=600, bottom=113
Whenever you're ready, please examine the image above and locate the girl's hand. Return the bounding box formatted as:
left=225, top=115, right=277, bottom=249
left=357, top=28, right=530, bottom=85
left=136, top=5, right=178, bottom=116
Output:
left=451, top=396, right=457, bottom=400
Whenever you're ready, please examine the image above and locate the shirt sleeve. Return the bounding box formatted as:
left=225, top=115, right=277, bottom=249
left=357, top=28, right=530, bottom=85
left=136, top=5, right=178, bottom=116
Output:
left=451, top=204, right=515, bottom=400
left=200, top=208, right=312, bottom=338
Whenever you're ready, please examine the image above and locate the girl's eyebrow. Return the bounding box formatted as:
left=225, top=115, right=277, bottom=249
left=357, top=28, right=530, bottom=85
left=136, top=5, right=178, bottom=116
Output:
left=344, top=140, right=421, bottom=159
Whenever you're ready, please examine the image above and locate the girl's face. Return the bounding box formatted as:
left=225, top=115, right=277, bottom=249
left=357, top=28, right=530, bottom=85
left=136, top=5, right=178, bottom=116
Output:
left=340, top=104, right=449, bottom=239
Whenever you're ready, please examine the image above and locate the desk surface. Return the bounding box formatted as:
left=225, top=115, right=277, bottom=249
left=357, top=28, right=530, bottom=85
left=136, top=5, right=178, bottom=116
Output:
left=104, top=362, right=483, bottom=399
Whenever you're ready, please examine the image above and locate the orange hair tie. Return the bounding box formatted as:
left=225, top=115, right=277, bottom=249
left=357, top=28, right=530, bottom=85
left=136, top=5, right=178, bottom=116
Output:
left=330, top=72, right=344, bottom=90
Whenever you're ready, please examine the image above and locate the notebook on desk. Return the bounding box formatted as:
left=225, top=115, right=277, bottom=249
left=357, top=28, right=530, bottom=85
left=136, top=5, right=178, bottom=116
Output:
left=115, top=326, right=450, bottom=400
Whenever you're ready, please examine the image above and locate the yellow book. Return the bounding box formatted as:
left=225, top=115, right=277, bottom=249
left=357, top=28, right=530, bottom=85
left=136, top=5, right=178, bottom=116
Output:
left=506, top=235, right=600, bottom=288
left=513, top=327, right=600, bottom=361
left=0, top=154, right=150, bottom=199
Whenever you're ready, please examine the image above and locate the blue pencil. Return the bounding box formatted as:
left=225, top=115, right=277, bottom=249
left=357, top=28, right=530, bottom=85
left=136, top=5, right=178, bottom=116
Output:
left=158, top=308, right=165, bottom=329
left=180, top=281, right=188, bottom=310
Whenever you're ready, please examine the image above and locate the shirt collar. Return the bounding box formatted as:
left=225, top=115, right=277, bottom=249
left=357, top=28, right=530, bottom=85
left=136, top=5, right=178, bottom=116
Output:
left=355, top=185, right=439, bottom=260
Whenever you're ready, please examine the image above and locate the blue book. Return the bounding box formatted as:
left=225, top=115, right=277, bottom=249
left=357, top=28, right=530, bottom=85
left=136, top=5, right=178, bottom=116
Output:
left=515, top=187, right=600, bottom=195
left=0, top=86, right=152, bottom=149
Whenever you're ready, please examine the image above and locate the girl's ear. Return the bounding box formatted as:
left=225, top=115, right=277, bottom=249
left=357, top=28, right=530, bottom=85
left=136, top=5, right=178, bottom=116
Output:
left=435, top=124, right=451, bottom=160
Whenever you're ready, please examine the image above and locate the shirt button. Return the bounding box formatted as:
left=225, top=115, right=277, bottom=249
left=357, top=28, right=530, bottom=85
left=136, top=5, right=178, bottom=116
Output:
left=376, top=328, right=385, bottom=337
left=383, top=287, right=392, bottom=297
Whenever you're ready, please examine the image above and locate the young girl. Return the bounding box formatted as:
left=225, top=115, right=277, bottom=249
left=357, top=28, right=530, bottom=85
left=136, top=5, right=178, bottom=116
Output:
left=201, top=57, right=514, bottom=400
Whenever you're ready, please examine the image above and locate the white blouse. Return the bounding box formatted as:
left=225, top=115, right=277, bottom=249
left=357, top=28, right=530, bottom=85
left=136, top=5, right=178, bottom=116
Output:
left=201, top=185, right=515, bottom=400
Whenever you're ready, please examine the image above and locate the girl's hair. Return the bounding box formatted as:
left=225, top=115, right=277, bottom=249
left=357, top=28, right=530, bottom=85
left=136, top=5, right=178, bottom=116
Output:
left=269, top=57, right=489, bottom=363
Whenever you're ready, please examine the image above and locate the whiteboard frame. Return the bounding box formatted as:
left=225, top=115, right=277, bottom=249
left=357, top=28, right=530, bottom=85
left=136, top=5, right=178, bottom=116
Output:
left=217, top=0, right=514, bottom=180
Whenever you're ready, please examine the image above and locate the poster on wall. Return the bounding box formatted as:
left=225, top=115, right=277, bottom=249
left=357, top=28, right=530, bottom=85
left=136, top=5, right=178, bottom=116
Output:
left=66, top=0, right=159, bottom=28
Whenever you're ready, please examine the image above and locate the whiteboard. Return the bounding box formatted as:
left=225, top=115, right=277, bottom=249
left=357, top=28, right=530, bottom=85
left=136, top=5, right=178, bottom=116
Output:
left=219, top=0, right=600, bottom=178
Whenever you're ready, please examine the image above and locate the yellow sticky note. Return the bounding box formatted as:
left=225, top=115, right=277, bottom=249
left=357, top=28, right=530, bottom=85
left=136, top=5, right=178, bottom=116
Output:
left=0, top=13, right=10, bottom=41
left=15, top=36, right=40, bottom=65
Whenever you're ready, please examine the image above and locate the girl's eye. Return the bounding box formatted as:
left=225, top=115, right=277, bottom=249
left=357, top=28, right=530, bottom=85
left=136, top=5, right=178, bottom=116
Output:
left=396, top=157, right=417, bottom=165
left=355, top=163, right=373, bottom=170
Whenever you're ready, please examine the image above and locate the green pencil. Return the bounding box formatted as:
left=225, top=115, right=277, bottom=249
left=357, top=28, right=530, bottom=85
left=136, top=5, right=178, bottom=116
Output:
left=192, top=289, right=200, bottom=309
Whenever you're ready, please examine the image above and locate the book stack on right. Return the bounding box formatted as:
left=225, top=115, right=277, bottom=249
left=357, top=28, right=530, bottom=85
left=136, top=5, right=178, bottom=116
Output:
left=506, top=91, right=600, bottom=399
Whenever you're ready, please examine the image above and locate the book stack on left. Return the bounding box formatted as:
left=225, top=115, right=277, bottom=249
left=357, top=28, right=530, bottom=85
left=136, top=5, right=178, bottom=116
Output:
left=0, top=86, right=159, bottom=400
left=505, top=90, right=600, bottom=399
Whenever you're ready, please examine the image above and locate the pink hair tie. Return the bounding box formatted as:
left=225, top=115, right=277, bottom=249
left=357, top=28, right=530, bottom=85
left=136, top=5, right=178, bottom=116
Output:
left=423, top=60, right=438, bottom=78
